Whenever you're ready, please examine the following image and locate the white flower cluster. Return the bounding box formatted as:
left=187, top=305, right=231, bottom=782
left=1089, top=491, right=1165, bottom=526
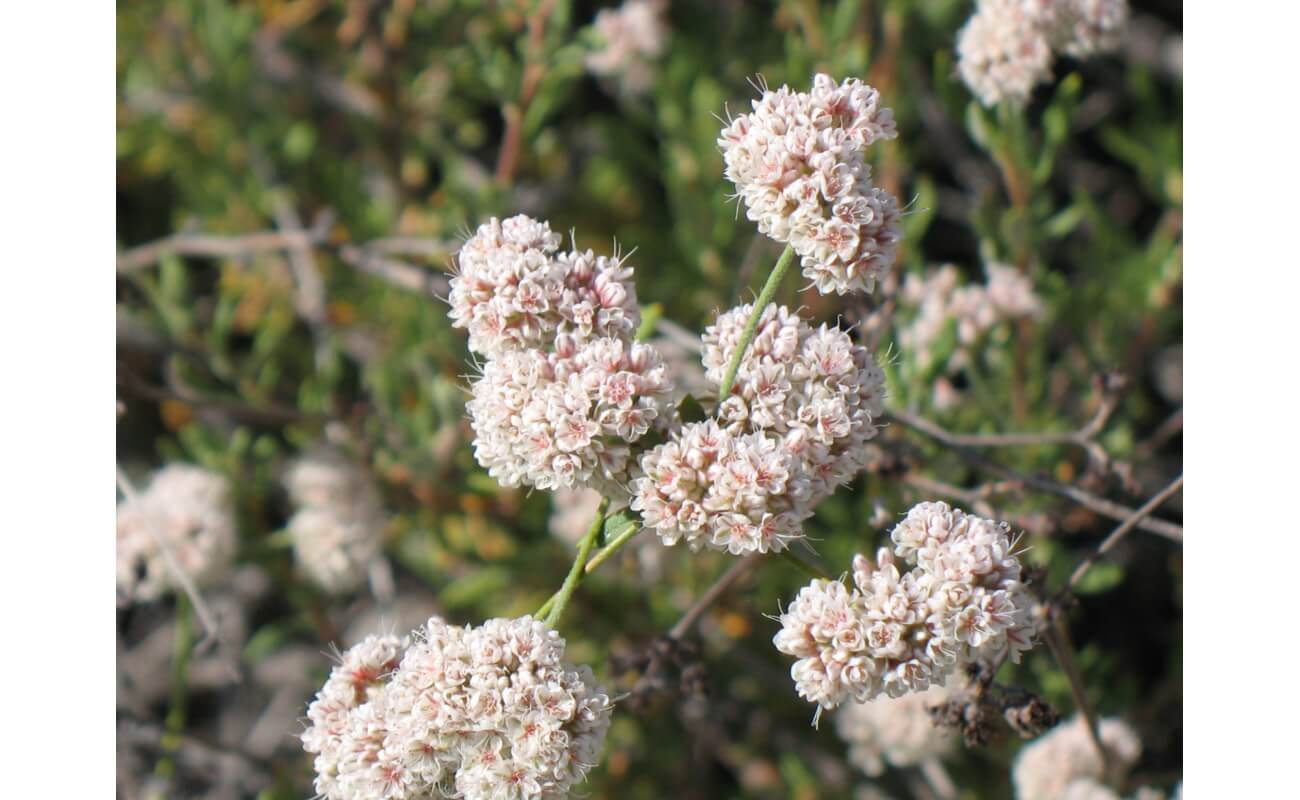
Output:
left=1012, top=714, right=1142, bottom=800
left=631, top=419, right=805, bottom=554
left=718, top=74, right=902, bottom=295
left=705, top=303, right=887, bottom=498
left=834, top=685, right=957, bottom=776
left=456, top=215, right=675, bottom=495
left=468, top=334, right=673, bottom=494
left=303, top=616, right=613, bottom=800
left=957, top=0, right=1130, bottom=107
left=449, top=215, right=640, bottom=358
left=632, top=304, right=885, bottom=555
left=284, top=447, right=386, bottom=594
left=584, top=0, right=668, bottom=96
left=900, top=262, right=1042, bottom=373
left=773, top=502, right=1036, bottom=711
left=116, top=463, right=237, bottom=603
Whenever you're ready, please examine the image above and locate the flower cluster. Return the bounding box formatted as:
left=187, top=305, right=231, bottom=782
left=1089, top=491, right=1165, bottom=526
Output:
left=718, top=74, right=902, bottom=295
left=899, top=263, right=1042, bottom=374
left=632, top=304, right=886, bottom=555
left=631, top=419, right=805, bottom=554
left=834, top=685, right=957, bottom=777
left=773, top=502, right=1036, bottom=711
left=469, top=335, right=673, bottom=494
left=957, top=0, right=1130, bottom=107
left=284, top=447, right=386, bottom=594
left=116, top=463, right=237, bottom=603
left=456, top=215, right=674, bottom=495
left=1012, top=714, right=1142, bottom=800
left=303, top=616, right=613, bottom=800
left=449, top=215, right=640, bottom=358
left=584, top=0, right=668, bottom=96
left=704, top=303, right=887, bottom=501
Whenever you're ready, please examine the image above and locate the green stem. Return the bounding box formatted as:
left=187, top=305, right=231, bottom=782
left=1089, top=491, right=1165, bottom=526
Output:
left=584, top=519, right=642, bottom=574
left=716, top=245, right=797, bottom=402
left=540, top=496, right=609, bottom=627
left=154, top=593, right=195, bottom=780
left=535, top=518, right=643, bottom=620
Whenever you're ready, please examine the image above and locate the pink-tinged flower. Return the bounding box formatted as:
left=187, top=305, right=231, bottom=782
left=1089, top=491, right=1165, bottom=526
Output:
left=719, top=74, right=902, bottom=294
left=773, top=502, right=1039, bottom=712
left=303, top=616, right=612, bottom=800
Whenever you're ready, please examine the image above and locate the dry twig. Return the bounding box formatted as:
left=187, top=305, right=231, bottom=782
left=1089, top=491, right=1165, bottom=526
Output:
left=886, top=409, right=1183, bottom=541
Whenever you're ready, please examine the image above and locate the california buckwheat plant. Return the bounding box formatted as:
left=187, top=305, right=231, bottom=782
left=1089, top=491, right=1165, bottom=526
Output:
left=284, top=447, right=387, bottom=594
left=118, top=3, right=1182, bottom=796
left=116, top=463, right=237, bottom=604
left=719, top=74, right=903, bottom=295
left=1011, top=714, right=1142, bottom=800
left=834, top=685, right=957, bottom=777
left=958, top=0, right=1131, bottom=107
left=302, top=616, right=612, bottom=799
left=449, top=215, right=640, bottom=358
left=773, top=502, right=1035, bottom=712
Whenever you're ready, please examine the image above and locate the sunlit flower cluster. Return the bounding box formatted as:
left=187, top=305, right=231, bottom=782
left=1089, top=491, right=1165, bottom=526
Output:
left=633, top=304, right=885, bottom=555
left=957, top=0, right=1130, bottom=107
left=303, top=616, right=613, bottom=800
left=703, top=303, right=887, bottom=501
left=284, top=447, right=386, bottom=594
left=116, top=463, right=237, bottom=603
left=584, top=0, right=668, bottom=96
left=1012, top=714, right=1142, bottom=800
left=773, top=502, right=1036, bottom=711
left=834, top=685, right=957, bottom=776
left=449, top=215, right=640, bottom=358
left=468, top=335, right=674, bottom=494
left=718, top=74, right=902, bottom=294
left=899, top=262, right=1042, bottom=374
left=631, top=419, right=806, bottom=554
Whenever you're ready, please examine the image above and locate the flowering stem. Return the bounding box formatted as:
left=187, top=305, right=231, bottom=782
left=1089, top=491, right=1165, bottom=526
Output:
left=584, top=519, right=642, bottom=574
left=716, top=244, right=797, bottom=403
left=535, top=515, right=640, bottom=621
left=541, top=496, right=610, bottom=627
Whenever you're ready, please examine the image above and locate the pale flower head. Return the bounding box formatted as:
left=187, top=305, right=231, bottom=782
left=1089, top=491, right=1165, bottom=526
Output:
left=469, top=336, right=674, bottom=494
left=585, top=0, right=668, bottom=96
left=284, top=447, right=387, bottom=594
left=303, top=616, right=613, bottom=800
left=1012, top=714, right=1142, bottom=800
left=116, top=463, right=237, bottom=603
left=718, top=74, right=902, bottom=294
left=449, top=215, right=640, bottom=357
left=957, top=0, right=1130, bottom=107
left=774, top=502, right=1037, bottom=711
left=834, top=685, right=957, bottom=776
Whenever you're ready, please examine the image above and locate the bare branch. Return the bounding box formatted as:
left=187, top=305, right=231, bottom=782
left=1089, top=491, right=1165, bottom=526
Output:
left=1065, top=475, right=1183, bottom=594
left=886, top=409, right=1183, bottom=541
left=337, top=245, right=449, bottom=296
left=1042, top=619, right=1111, bottom=774
left=117, top=230, right=324, bottom=273
left=668, top=554, right=760, bottom=640
left=116, top=227, right=452, bottom=297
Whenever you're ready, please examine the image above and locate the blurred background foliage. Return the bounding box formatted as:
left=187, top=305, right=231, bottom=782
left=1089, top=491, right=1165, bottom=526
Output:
left=116, top=1, right=1182, bottom=797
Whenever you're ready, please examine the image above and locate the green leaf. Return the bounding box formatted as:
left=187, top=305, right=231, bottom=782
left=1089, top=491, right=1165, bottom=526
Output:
left=635, top=303, right=663, bottom=341
left=600, top=510, right=638, bottom=547
left=677, top=393, right=708, bottom=424
left=1075, top=562, right=1125, bottom=595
